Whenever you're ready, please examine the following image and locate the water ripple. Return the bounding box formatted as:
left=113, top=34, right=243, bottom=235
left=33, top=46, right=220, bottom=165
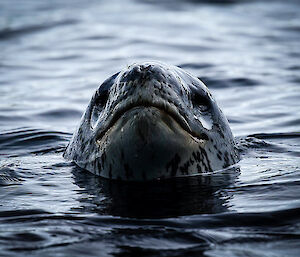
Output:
left=0, top=0, right=300, bottom=256
left=0, top=128, right=70, bottom=157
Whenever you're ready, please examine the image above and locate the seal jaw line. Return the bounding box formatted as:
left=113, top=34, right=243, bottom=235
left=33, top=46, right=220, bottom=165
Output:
left=95, top=100, right=207, bottom=142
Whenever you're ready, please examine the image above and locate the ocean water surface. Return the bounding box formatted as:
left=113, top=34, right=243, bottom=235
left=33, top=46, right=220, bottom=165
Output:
left=0, top=0, right=299, bottom=256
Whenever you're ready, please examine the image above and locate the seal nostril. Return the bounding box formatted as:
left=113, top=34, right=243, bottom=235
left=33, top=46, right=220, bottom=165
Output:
left=90, top=106, right=102, bottom=129
left=95, top=90, right=109, bottom=107
left=90, top=90, right=109, bottom=129
left=123, top=64, right=155, bottom=83
left=94, top=71, right=119, bottom=107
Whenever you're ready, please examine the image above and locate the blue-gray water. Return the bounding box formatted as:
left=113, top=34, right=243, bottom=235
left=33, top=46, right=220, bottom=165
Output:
left=0, top=0, right=300, bottom=256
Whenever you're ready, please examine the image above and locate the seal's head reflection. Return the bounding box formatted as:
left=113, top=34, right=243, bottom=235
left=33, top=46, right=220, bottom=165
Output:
left=71, top=167, right=239, bottom=218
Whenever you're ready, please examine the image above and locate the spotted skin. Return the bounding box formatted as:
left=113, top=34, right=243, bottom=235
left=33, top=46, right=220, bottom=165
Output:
left=64, top=62, right=239, bottom=181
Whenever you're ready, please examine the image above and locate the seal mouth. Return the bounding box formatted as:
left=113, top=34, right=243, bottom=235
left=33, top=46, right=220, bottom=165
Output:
left=96, top=101, right=190, bottom=140
left=96, top=100, right=208, bottom=142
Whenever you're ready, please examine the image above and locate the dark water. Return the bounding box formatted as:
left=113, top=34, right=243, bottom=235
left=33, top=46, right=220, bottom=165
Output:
left=1, top=0, right=300, bottom=256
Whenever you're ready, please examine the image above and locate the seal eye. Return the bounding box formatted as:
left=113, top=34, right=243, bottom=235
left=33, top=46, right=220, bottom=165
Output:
left=191, top=92, right=210, bottom=111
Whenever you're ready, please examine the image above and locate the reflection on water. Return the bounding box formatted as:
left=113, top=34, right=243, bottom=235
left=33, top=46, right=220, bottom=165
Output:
left=1, top=0, right=300, bottom=256
left=72, top=166, right=239, bottom=218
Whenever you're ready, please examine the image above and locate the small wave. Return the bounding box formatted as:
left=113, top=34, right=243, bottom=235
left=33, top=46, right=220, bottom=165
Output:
left=0, top=166, right=23, bottom=186
left=82, top=206, right=300, bottom=229
left=287, top=65, right=300, bottom=71
left=2, top=205, right=296, bottom=232
left=248, top=132, right=300, bottom=140
left=0, top=19, right=78, bottom=40
left=279, top=25, right=300, bottom=33
left=0, top=127, right=70, bottom=157
left=0, top=206, right=299, bottom=256
left=178, top=62, right=213, bottom=70
left=0, top=209, right=50, bottom=219
left=200, top=77, right=259, bottom=88
left=34, top=108, right=82, bottom=120
left=237, top=132, right=300, bottom=158
left=141, top=0, right=245, bottom=7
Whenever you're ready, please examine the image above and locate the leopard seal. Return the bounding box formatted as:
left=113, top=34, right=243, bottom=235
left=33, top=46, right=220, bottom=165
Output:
left=64, top=61, right=239, bottom=180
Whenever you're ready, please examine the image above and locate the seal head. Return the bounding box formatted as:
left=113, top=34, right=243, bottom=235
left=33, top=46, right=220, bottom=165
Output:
left=64, top=62, right=239, bottom=180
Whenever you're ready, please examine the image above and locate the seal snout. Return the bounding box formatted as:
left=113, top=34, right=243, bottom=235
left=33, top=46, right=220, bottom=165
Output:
left=104, top=63, right=196, bottom=141
left=120, top=63, right=169, bottom=87
left=121, top=64, right=153, bottom=83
